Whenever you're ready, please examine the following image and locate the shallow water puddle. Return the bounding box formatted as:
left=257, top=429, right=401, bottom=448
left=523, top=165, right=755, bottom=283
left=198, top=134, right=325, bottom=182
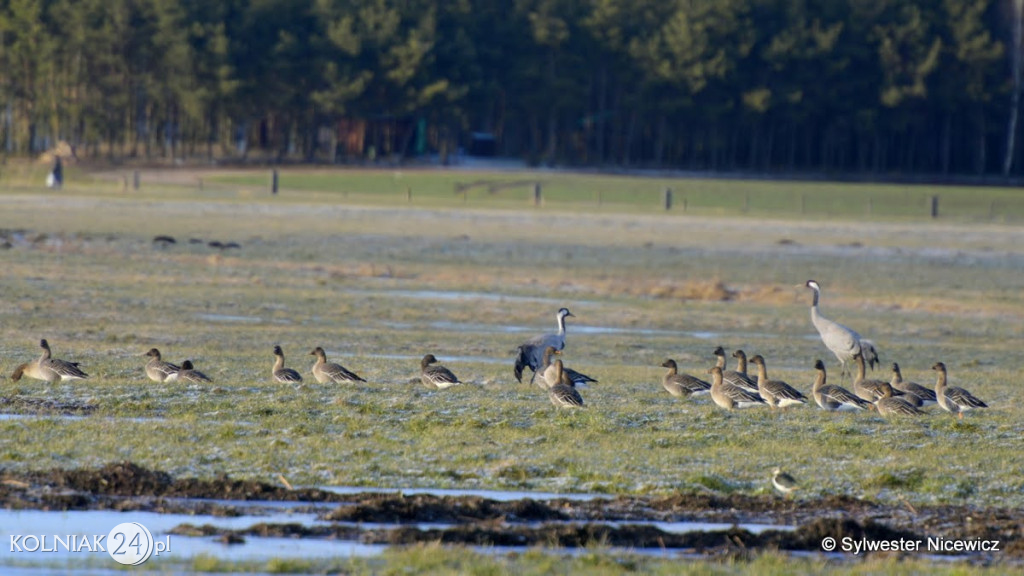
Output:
left=0, top=491, right=798, bottom=569
left=319, top=485, right=607, bottom=502
left=0, top=507, right=383, bottom=565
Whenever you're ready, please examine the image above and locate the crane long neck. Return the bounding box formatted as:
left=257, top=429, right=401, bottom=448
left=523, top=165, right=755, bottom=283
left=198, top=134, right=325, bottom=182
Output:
left=556, top=314, right=567, bottom=336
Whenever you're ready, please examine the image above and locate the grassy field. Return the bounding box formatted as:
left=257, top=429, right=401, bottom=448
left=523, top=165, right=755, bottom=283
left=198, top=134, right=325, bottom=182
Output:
left=2, top=165, right=1023, bottom=571
left=5, top=159, right=1024, bottom=220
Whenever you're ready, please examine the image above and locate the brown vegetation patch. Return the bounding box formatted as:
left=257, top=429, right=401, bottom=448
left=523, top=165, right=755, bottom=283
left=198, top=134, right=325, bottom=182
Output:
left=0, top=396, right=97, bottom=416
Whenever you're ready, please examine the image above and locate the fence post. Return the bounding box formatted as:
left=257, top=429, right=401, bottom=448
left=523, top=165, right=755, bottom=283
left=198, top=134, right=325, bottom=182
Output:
left=930, top=195, right=939, bottom=218
left=663, top=187, right=673, bottom=211
left=133, top=171, right=140, bottom=191
left=406, top=186, right=412, bottom=203
left=533, top=183, right=542, bottom=206
left=800, top=194, right=806, bottom=214
left=270, top=169, right=279, bottom=195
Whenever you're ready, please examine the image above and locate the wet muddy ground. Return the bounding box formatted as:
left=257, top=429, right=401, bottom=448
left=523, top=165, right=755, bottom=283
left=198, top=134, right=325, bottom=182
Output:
left=1, top=462, right=1020, bottom=563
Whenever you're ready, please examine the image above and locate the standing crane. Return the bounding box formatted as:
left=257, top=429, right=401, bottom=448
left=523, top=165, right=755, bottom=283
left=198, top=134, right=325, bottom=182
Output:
left=804, top=280, right=879, bottom=382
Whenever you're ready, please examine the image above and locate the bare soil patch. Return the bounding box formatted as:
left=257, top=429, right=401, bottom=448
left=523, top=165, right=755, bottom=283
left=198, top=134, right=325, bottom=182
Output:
left=0, top=462, right=1019, bottom=561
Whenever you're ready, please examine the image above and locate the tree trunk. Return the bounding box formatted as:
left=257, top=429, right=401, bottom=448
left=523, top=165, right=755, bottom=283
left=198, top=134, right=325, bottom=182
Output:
left=1005, top=0, right=1023, bottom=175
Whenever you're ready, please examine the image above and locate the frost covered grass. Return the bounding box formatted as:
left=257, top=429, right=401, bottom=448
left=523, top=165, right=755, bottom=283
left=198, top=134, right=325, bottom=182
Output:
left=169, top=545, right=1012, bottom=575
left=1, top=179, right=1023, bottom=512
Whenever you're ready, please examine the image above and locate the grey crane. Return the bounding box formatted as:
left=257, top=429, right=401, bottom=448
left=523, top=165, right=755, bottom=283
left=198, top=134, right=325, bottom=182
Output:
left=513, top=307, right=573, bottom=384
left=804, top=280, right=879, bottom=381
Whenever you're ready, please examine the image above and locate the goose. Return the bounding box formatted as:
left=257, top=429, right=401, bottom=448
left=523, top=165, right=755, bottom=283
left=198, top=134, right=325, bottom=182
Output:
left=11, top=339, right=89, bottom=383
left=712, top=346, right=759, bottom=394
left=707, top=366, right=766, bottom=410
left=875, top=385, right=925, bottom=418
left=771, top=468, right=799, bottom=496
left=513, top=307, right=573, bottom=384
left=852, top=352, right=898, bottom=402
left=537, top=346, right=597, bottom=390
left=749, top=355, right=808, bottom=408
left=421, top=354, right=461, bottom=390
left=932, top=362, right=987, bottom=420
left=659, top=359, right=711, bottom=397
left=804, top=280, right=879, bottom=381
left=310, top=346, right=366, bottom=383
left=890, top=362, right=937, bottom=407
left=272, top=345, right=302, bottom=384
left=144, top=348, right=180, bottom=382
left=548, top=359, right=584, bottom=408
left=811, top=359, right=872, bottom=412
left=177, top=360, right=213, bottom=384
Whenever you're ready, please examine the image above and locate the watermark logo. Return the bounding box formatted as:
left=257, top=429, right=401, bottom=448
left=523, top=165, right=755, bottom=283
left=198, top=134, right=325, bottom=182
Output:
left=10, top=522, right=169, bottom=565
left=107, top=522, right=156, bottom=566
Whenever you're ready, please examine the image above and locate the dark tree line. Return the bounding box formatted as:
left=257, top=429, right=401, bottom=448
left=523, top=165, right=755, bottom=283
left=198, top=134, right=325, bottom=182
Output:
left=2, top=0, right=1024, bottom=176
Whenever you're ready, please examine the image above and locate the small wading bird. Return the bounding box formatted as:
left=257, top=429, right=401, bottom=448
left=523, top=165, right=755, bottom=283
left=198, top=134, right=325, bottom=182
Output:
left=420, top=354, right=461, bottom=390
left=11, top=339, right=89, bottom=383
left=771, top=468, right=799, bottom=496
left=310, top=346, right=366, bottom=383
left=932, top=362, right=987, bottom=420
left=513, top=307, right=573, bottom=384
left=272, top=345, right=302, bottom=384
left=144, top=348, right=180, bottom=382
left=804, top=280, right=879, bottom=382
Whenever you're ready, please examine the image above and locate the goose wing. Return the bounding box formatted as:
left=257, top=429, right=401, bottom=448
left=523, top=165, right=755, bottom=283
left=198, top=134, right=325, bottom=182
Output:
left=323, top=361, right=366, bottom=383
left=665, top=373, right=711, bottom=396
left=274, top=368, right=302, bottom=383
left=45, top=358, right=88, bottom=380
left=549, top=383, right=584, bottom=407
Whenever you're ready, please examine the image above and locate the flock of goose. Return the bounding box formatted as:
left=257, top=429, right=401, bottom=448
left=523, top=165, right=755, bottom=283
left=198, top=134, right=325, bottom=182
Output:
left=514, top=281, right=989, bottom=419
left=6, top=280, right=989, bottom=418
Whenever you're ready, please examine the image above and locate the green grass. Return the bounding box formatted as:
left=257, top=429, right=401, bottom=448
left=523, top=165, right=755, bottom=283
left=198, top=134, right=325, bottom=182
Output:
left=1, top=170, right=1024, bottom=571
left=202, top=167, right=1024, bottom=222
left=5, top=159, right=1024, bottom=221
